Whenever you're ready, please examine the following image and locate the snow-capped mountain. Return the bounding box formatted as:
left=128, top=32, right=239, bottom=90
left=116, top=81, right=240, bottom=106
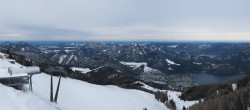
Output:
left=4, top=41, right=250, bottom=91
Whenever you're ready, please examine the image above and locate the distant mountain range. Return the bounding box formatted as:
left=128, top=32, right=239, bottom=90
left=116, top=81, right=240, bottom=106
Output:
left=1, top=41, right=250, bottom=90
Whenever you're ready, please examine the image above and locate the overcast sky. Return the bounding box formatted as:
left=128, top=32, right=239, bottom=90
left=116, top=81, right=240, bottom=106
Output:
left=0, top=0, right=250, bottom=41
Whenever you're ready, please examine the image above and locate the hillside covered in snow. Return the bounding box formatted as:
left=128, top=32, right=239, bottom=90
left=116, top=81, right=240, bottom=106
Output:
left=0, top=52, right=169, bottom=110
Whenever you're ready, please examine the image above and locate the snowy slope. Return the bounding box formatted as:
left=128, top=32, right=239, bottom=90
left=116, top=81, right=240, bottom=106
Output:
left=30, top=73, right=168, bottom=110
left=167, top=91, right=198, bottom=110
left=59, top=55, right=67, bottom=64
left=165, top=59, right=180, bottom=66
left=0, top=53, right=58, bottom=110
left=120, top=61, right=147, bottom=70
left=0, top=56, right=27, bottom=77
left=0, top=52, right=168, bottom=110
left=120, top=61, right=157, bottom=72
left=70, top=67, right=91, bottom=74
left=0, top=84, right=58, bottom=110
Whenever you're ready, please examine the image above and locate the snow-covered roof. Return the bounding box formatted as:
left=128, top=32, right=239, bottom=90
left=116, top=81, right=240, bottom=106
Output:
left=8, top=66, right=40, bottom=75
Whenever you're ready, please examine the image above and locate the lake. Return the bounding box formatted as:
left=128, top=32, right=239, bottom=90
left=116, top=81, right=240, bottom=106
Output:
left=193, top=73, right=247, bottom=85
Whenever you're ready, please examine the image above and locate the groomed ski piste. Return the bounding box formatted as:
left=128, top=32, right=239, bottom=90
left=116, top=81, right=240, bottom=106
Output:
left=0, top=52, right=197, bottom=110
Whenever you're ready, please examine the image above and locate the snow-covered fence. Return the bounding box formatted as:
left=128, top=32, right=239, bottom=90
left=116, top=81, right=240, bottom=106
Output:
left=8, top=66, right=40, bottom=75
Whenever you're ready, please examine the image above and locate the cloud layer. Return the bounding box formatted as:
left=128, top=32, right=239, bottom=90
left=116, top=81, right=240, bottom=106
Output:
left=0, top=0, right=250, bottom=41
